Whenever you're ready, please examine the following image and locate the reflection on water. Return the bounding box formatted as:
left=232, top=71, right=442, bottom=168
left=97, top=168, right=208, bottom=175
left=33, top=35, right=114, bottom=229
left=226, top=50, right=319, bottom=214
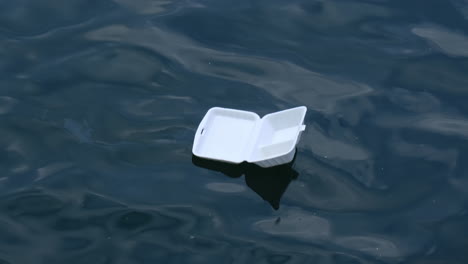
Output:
left=1, top=0, right=468, bottom=263
left=412, top=25, right=468, bottom=57
left=192, top=154, right=298, bottom=210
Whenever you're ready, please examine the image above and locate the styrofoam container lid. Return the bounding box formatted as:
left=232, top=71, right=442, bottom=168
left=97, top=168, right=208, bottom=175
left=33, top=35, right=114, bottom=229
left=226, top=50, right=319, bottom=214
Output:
left=192, top=106, right=307, bottom=168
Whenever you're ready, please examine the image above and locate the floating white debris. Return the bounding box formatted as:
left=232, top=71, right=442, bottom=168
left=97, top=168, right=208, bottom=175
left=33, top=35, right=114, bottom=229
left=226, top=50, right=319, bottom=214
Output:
left=192, top=106, right=307, bottom=168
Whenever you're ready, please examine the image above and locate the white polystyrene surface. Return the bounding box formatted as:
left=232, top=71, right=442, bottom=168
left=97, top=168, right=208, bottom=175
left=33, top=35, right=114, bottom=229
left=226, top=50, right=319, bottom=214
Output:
left=248, top=106, right=307, bottom=163
left=192, top=106, right=307, bottom=167
left=192, top=107, right=260, bottom=163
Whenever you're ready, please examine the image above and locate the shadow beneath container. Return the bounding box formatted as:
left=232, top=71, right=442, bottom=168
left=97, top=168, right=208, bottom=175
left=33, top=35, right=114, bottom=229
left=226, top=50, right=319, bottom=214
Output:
left=192, top=152, right=299, bottom=210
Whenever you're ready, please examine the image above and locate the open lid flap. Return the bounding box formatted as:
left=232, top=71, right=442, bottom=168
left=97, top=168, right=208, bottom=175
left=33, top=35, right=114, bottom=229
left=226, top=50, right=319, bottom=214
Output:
left=247, top=106, right=307, bottom=162
left=262, top=106, right=307, bottom=128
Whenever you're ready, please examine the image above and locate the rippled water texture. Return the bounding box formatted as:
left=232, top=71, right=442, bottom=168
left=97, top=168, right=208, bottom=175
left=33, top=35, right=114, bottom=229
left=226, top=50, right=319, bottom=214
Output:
left=1, top=0, right=468, bottom=263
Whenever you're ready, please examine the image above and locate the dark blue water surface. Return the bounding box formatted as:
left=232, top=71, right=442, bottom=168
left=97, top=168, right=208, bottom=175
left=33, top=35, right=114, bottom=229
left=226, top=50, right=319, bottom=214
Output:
left=1, top=0, right=468, bottom=263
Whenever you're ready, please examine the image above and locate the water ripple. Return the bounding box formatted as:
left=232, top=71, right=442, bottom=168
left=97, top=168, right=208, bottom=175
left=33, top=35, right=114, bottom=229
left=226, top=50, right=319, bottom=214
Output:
left=1, top=0, right=467, bottom=263
left=413, top=24, right=468, bottom=57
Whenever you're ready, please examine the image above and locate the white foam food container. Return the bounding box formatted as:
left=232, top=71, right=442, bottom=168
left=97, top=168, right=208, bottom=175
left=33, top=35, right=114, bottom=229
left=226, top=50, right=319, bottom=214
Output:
left=192, top=106, right=307, bottom=168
